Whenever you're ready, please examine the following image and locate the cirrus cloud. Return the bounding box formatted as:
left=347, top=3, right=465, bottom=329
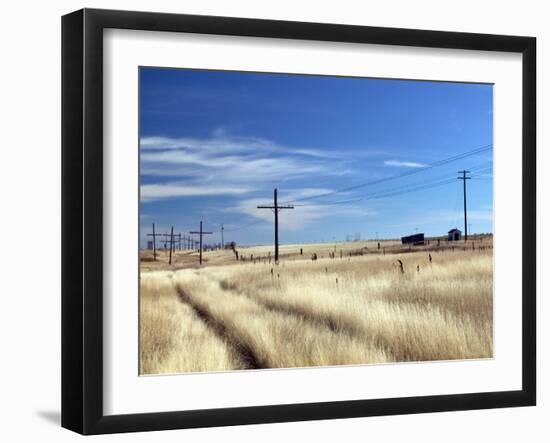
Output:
left=384, top=160, right=428, bottom=168
left=141, top=183, right=250, bottom=202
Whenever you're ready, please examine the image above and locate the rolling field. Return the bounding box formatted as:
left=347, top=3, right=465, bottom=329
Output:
left=140, top=239, right=493, bottom=375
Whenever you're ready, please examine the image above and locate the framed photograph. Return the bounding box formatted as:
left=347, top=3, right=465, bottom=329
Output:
left=61, top=8, right=536, bottom=435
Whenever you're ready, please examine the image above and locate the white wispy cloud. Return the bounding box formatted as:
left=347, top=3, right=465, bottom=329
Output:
left=384, top=160, right=428, bottom=168
left=140, top=134, right=336, bottom=159
left=141, top=150, right=333, bottom=181
left=139, top=135, right=353, bottom=180
left=233, top=188, right=375, bottom=230
left=139, top=133, right=358, bottom=204
left=141, top=183, right=250, bottom=202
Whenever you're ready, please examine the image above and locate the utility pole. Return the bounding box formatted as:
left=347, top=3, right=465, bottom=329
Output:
left=257, top=188, right=294, bottom=262
left=168, top=226, right=174, bottom=265
left=146, top=223, right=159, bottom=261
left=458, top=170, right=471, bottom=241
left=221, top=223, right=224, bottom=248
left=152, top=223, right=156, bottom=260
left=190, top=221, right=213, bottom=265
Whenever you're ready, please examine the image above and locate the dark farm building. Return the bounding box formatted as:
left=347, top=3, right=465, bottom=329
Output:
left=401, top=233, right=425, bottom=245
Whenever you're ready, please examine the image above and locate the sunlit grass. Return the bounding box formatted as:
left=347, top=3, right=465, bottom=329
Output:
left=140, top=243, right=493, bottom=374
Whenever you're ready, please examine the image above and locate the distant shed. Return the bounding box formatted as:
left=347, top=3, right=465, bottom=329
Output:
left=401, top=233, right=425, bottom=245
left=448, top=228, right=462, bottom=241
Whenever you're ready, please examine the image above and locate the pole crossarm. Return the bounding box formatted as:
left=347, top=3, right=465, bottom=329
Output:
left=257, top=206, right=295, bottom=210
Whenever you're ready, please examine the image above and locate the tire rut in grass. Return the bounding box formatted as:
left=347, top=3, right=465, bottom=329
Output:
left=218, top=280, right=362, bottom=338
left=175, top=285, right=264, bottom=370
left=216, top=279, right=402, bottom=361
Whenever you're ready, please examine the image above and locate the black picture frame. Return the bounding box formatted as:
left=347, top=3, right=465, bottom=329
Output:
left=61, top=8, right=536, bottom=435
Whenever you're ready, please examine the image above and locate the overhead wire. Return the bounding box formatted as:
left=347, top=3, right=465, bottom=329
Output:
left=199, top=148, right=493, bottom=234
left=278, top=143, right=492, bottom=205
left=294, top=161, right=493, bottom=207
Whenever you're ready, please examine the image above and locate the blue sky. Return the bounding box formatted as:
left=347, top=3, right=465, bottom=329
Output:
left=139, top=67, right=493, bottom=247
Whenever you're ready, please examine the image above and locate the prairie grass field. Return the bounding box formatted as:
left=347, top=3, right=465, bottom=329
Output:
left=140, top=238, right=493, bottom=375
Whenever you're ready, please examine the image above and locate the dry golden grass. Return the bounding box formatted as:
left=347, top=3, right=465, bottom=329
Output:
left=139, top=272, right=246, bottom=375
left=140, top=243, right=493, bottom=374
left=174, top=273, right=390, bottom=369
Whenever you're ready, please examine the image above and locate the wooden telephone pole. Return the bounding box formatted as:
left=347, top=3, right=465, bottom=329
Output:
left=457, top=170, right=471, bottom=241
left=190, top=221, right=213, bottom=265
left=146, top=223, right=160, bottom=261
left=146, top=223, right=170, bottom=261
left=257, top=188, right=294, bottom=262
left=168, top=226, right=174, bottom=265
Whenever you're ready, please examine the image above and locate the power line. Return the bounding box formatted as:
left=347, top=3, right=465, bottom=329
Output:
left=171, top=145, right=493, bottom=236
left=198, top=164, right=493, bottom=238
left=296, top=162, right=492, bottom=207
left=148, top=155, right=492, bottom=243
left=220, top=179, right=473, bottom=237
left=280, top=144, right=492, bottom=204
left=364, top=177, right=457, bottom=200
